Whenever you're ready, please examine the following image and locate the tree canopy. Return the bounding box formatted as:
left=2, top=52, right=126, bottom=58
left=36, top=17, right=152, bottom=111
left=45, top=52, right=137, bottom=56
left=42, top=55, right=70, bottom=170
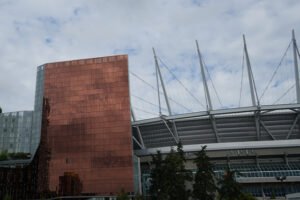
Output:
left=193, top=146, right=216, bottom=200
left=149, top=143, right=257, bottom=200
left=150, top=142, right=191, bottom=200
left=116, top=188, right=129, bottom=200
left=218, top=168, right=242, bottom=200
left=150, top=150, right=167, bottom=200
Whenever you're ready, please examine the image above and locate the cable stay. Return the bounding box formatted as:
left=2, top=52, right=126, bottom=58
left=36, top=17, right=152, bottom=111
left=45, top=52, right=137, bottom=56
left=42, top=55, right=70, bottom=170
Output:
left=129, top=71, right=192, bottom=112
left=132, top=106, right=158, bottom=116
left=202, top=58, right=224, bottom=108
left=273, top=84, right=295, bottom=105
left=130, top=71, right=157, bottom=91
left=259, top=40, right=292, bottom=101
left=290, top=98, right=297, bottom=104
left=157, top=56, right=206, bottom=110
left=131, top=94, right=168, bottom=112
left=250, top=62, right=260, bottom=105
left=238, top=50, right=245, bottom=107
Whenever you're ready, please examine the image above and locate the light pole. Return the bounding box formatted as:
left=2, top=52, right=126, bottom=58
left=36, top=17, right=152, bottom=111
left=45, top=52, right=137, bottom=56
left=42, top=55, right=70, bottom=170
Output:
left=276, top=176, right=287, bottom=198
left=276, top=176, right=287, bottom=182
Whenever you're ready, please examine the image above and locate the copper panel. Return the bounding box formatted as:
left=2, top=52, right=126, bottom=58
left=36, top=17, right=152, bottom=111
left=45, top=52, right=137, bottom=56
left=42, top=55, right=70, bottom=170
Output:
left=42, top=55, right=133, bottom=195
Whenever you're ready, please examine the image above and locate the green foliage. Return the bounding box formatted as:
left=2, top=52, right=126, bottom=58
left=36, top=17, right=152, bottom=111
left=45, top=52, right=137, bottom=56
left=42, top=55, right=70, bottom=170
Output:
left=193, top=145, right=216, bottom=200
left=0, top=106, right=2, bottom=113
left=239, top=193, right=257, bottom=200
left=134, top=193, right=144, bottom=200
left=0, top=151, right=30, bottom=161
left=3, top=194, right=12, bottom=200
left=150, top=141, right=192, bottom=200
left=150, top=143, right=256, bottom=200
left=270, top=191, right=276, bottom=199
left=150, top=150, right=167, bottom=200
left=9, top=152, right=30, bottom=159
left=116, top=188, right=130, bottom=200
left=164, top=144, right=192, bottom=200
left=0, top=150, right=8, bottom=161
left=218, top=168, right=242, bottom=200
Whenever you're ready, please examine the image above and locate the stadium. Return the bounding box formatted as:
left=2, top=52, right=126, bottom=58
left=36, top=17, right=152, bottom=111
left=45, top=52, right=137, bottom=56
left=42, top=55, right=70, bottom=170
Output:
left=133, top=32, right=300, bottom=198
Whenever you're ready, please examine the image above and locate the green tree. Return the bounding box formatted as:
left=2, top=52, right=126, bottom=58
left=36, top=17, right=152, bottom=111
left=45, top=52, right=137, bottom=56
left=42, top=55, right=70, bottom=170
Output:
left=218, top=168, right=242, bottom=200
left=116, top=188, right=130, bottom=200
left=150, top=150, right=168, bottom=200
left=270, top=191, right=276, bottom=199
left=239, top=193, right=257, bottom=200
left=0, top=150, right=8, bottom=161
left=193, top=146, right=216, bottom=200
left=3, top=194, right=12, bottom=200
left=0, top=106, right=2, bottom=113
left=163, top=142, right=192, bottom=200
left=134, top=193, right=144, bottom=200
left=150, top=142, right=192, bottom=200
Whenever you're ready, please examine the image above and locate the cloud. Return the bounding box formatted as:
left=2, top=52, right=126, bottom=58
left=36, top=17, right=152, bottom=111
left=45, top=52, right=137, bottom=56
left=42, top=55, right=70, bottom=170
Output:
left=0, top=0, right=299, bottom=120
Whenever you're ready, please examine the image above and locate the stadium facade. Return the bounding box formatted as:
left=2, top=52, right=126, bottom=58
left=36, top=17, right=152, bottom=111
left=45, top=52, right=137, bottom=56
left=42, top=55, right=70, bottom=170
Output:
left=0, top=32, right=300, bottom=199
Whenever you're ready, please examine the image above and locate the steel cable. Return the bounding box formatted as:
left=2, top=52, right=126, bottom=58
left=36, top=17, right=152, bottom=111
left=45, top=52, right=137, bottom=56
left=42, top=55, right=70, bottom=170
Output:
left=131, top=94, right=168, bottom=112
left=129, top=71, right=192, bottom=112
left=259, top=40, right=292, bottom=101
left=202, top=59, right=223, bottom=107
left=273, top=84, right=295, bottom=104
left=157, top=57, right=206, bottom=109
left=132, top=107, right=158, bottom=116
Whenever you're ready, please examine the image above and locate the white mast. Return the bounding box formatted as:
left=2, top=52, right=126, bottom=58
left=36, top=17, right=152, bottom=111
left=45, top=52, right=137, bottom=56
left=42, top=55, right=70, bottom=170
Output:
left=196, top=40, right=213, bottom=111
left=292, top=30, right=300, bottom=103
left=243, top=35, right=259, bottom=106
left=153, top=48, right=172, bottom=115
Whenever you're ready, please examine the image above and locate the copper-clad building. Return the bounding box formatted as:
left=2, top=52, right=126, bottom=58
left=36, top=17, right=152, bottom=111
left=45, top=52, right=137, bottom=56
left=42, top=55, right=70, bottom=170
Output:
left=42, top=55, right=134, bottom=195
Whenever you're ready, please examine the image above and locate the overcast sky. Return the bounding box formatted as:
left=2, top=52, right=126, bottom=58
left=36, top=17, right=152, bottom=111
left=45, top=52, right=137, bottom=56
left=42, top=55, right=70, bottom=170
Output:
left=0, top=0, right=300, bottom=119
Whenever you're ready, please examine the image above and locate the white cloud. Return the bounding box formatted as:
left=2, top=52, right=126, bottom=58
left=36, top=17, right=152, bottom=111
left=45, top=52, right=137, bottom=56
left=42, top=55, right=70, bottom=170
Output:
left=0, top=0, right=299, bottom=119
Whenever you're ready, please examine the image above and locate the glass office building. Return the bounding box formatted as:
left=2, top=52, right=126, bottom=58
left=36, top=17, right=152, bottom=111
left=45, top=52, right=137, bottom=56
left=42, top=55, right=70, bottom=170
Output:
left=0, top=111, right=33, bottom=153
left=41, top=55, right=134, bottom=195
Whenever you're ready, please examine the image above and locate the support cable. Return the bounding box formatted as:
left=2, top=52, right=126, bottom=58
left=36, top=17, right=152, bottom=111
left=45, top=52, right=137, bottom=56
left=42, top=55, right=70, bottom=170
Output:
left=130, top=71, right=192, bottom=112
left=249, top=63, right=260, bottom=106
left=155, top=57, right=162, bottom=115
left=202, top=59, right=223, bottom=107
left=259, top=40, right=292, bottom=101
left=290, top=98, right=297, bottom=104
left=239, top=51, right=245, bottom=107
left=131, top=94, right=168, bottom=112
left=273, top=84, right=295, bottom=104
left=168, top=98, right=192, bottom=112
left=130, top=71, right=157, bottom=90
left=133, top=107, right=159, bottom=116
left=157, top=57, right=206, bottom=109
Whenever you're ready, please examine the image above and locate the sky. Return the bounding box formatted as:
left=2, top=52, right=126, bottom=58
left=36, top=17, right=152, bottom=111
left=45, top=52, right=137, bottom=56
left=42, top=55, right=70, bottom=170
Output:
left=0, top=0, right=300, bottom=120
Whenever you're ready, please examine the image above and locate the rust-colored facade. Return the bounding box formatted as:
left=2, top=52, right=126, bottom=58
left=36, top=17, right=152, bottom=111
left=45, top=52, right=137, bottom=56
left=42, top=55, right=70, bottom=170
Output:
left=42, top=55, right=134, bottom=195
